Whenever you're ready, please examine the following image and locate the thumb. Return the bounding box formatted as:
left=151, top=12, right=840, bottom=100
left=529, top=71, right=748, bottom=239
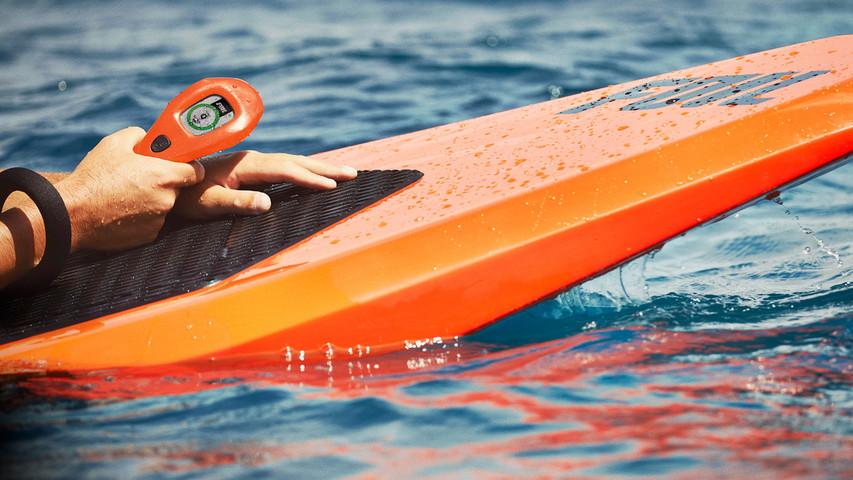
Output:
left=157, top=158, right=205, bottom=188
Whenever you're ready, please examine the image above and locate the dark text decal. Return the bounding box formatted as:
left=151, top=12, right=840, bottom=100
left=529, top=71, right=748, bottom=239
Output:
left=559, top=71, right=829, bottom=114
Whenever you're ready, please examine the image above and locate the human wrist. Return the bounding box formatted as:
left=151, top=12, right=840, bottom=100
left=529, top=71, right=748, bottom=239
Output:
left=0, top=201, right=44, bottom=286
left=53, top=176, right=90, bottom=253
left=17, top=200, right=47, bottom=263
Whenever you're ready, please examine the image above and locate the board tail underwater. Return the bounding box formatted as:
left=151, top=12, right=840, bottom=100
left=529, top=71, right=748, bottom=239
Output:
left=2, top=35, right=852, bottom=372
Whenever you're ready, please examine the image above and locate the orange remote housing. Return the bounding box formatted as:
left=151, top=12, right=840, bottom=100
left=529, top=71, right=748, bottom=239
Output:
left=134, top=78, right=263, bottom=162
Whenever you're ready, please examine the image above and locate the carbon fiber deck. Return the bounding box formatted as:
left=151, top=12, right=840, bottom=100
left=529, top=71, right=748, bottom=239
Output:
left=0, top=169, right=422, bottom=344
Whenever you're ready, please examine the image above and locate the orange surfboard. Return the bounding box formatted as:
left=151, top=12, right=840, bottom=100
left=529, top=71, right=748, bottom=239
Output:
left=2, top=35, right=852, bottom=372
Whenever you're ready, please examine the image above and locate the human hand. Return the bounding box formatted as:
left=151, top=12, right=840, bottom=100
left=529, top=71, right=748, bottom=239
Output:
left=173, top=151, right=358, bottom=219
left=55, top=127, right=204, bottom=251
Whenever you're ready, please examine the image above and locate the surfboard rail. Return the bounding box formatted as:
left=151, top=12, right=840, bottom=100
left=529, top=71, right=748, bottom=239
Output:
left=2, top=35, right=852, bottom=371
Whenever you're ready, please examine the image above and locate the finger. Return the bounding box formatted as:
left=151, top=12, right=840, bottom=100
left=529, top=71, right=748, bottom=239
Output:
left=278, top=167, right=339, bottom=190
left=290, top=155, right=358, bottom=181
left=233, top=152, right=357, bottom=182
left=195, top=185, right=271, bottom=217
left=231, top=153, right=355, bottom=189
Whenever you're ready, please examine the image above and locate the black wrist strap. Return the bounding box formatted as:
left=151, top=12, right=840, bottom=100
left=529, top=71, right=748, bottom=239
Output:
left=0, top=168, right=72, bottom=294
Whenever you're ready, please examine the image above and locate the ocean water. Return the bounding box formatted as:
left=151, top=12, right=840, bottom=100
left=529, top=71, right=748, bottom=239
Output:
left=1, top=0, right=852, bottom=478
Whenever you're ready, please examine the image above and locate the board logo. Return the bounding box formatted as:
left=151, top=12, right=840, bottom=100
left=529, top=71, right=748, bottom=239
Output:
left=560, top=70, right=829, bottom=114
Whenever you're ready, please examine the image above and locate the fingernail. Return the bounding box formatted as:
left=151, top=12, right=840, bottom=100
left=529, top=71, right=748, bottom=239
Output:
left=253, top=194, right=271, bottom=213
left=342, top=166, right=358, bottom=177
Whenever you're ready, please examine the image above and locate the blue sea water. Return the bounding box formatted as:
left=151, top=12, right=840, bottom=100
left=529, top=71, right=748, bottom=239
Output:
left=1, top=0, right=852, bottom=478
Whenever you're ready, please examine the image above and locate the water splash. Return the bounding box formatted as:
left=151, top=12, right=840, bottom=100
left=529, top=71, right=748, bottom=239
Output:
left=772, top=195, right=845, bottom=270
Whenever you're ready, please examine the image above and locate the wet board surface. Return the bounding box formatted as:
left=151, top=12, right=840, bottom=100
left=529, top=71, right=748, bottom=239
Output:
left=1, top=35, right=852, bottom=371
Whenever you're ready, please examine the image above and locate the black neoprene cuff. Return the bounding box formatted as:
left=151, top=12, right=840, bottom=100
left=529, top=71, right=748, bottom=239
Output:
left=0, top=167, right=72, bottom=293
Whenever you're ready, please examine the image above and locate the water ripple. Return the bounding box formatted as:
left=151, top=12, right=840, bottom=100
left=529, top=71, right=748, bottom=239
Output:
left=2, top=0, right=853, bottom=479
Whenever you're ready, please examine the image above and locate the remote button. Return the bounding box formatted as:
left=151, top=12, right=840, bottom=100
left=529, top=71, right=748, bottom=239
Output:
left=151, top=134, right=171, bottom=152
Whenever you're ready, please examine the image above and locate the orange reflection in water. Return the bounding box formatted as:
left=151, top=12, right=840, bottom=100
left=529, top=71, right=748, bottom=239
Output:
left=4, top=325, right=851, bottom=479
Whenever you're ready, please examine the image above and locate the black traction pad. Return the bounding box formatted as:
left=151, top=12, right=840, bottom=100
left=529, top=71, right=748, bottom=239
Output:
left=0, top=169, right=423, bottom=344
